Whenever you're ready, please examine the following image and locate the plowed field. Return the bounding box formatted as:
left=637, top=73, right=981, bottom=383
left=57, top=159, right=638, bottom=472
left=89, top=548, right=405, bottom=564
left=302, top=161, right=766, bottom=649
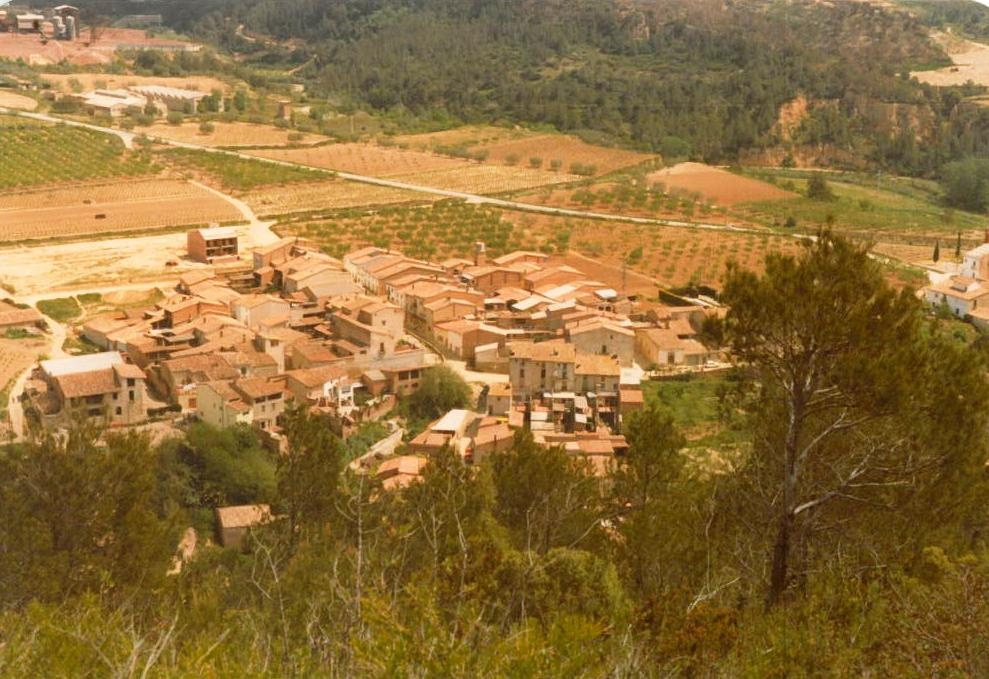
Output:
left=648, top=163, right=796, bottom=206
left=0, top=179, right=241, bottom=242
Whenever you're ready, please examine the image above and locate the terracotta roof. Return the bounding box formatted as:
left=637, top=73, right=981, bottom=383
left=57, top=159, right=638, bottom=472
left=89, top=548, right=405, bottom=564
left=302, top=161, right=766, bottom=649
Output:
left=113, top=363, right=146, bottom=380
left=234, top=377, right=283, bottom=400
left=508, top=340, right=576, bottom=363
left=56, top=368, right=118, bottom=399
left=0, top=307, right=43, bottom=326
left=574, top=353, right=621, bottom=376
left=377, top=455, right=427, bottom=479
left=286, top=365, right=348, bottom=388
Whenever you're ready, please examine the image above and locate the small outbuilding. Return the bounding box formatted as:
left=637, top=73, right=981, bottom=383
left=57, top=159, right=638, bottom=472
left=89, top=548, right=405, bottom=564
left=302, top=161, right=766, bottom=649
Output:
left=215, top=504, right=271, bottom=549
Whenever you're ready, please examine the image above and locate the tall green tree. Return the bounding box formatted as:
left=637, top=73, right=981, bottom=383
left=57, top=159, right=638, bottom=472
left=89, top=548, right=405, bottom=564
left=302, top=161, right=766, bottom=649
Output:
left=278, top=407, right=345, bottom=543
left=721, top=233, right=989, bottom=606
left=489, top=430, right=602, bottom=555
left=405, top=364, right=472, bottom=423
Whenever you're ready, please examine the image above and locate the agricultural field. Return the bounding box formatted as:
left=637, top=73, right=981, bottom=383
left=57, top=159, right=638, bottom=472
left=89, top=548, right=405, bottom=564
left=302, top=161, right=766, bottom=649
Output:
left=0, top=179, right=241, bottom=242
left=280, top=195, right=798, bottom=292
left=392, top=126, right=658, bottom=176
left=0, top=123, right=155, bottom=190
left=391, top=125, right=520, bottom=150
left=550, top=216, right=802, bottom=288
left=247, top=143, right=579, bottom=194
left=136, top=121, right=327, bottom=148
left=279, top=200, right=518, bottom=260
left=647, top=163, right=796, bottom=206
left=159, top=148, right=327, bottom=192
left=0, top=91, right=37, bottom=110
left=735, top=170, right=986, bottom=240
left=242, top=180, right=430, bottom=218
left=40, top=72, right=233, bottom=94
left=517, top=181, right=733, bottom=224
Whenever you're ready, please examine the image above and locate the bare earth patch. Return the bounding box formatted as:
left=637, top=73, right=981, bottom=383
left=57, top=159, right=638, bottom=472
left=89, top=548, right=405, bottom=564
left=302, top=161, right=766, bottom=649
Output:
left=913, top=34, right=989, bottom=87
left=0, top=179, right=241, bottom=242
left=0, top=91, right=38, bottom=111
left=648, top=163, right=796, bottom=206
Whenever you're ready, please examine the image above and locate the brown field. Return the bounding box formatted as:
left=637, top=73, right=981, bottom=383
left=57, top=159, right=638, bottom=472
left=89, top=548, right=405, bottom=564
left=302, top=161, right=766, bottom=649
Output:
left=135, top=121, right=327, bottom=148
left=41, top=72, right=233, bottom=94
left=647, top=163, right=796, bottom=206
left=0, top=91, right=38, bottom=111
left=0, top=179, right=241, bottom=242
left=914, top=34, right=989, bottom=87
left=248, top=144, right=578, bottom=194
left=242, top=179, right=431, bottom=216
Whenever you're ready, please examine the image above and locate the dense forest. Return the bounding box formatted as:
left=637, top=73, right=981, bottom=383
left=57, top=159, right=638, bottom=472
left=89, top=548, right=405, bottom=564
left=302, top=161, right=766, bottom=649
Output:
left=71, top=0, right=989, bottom=178
left=3, top=236, right=989, bottom=674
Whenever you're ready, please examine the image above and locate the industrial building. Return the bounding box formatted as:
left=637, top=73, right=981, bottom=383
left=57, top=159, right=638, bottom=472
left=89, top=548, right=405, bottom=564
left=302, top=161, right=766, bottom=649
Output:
left=130, top=85, right=210, bottom=113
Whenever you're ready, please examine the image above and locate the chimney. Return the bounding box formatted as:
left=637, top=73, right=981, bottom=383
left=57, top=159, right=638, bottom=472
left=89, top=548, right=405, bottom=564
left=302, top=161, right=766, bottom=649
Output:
left=474, top=241, right=487, bottom=266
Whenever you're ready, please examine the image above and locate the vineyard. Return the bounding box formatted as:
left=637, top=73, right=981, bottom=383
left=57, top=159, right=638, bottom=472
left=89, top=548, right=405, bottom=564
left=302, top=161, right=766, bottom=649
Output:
left=0, top=124, right=155, bottom=190
left=0, top=179, right=241, bottom=242
left=159, top=148, right=327, bottom=192
left=281, top=200, right=519, bottom=260
left=242, top=180, right=430, bottom=217
left=247, top=143, right=579, bottom=194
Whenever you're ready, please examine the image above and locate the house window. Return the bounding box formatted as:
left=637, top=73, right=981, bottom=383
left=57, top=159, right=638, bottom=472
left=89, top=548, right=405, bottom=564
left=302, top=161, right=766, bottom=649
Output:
left=115, top=407, right=122, bottom=416
left=601, top=344, right=607, bottom=354
left=127, top=378, right=135, bottom=387
left=129, top=390, right=135, bottom=402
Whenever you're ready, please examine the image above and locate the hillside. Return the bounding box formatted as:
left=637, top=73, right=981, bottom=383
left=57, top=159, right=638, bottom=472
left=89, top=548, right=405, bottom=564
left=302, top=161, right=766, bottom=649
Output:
left=68, top=0, right=989, bottom=176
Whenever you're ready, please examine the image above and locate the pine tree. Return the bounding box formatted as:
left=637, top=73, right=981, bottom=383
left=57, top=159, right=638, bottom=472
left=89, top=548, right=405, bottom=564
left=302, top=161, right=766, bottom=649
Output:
left=933, top=240, right=940, bottom=263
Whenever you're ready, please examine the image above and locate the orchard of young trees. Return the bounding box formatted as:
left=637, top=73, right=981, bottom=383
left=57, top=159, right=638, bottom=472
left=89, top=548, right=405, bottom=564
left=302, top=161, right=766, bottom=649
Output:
left=0, top=235, right=988, bottom=674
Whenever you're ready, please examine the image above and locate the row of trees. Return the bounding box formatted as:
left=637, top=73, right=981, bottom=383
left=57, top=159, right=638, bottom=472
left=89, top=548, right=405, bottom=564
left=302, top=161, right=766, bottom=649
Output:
left=1, top=235, right=988, bottom=672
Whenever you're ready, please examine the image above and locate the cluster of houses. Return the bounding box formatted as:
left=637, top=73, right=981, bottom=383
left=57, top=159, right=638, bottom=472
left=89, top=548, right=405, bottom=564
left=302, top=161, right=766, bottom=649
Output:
left=22, top=233, right=725, bottom=504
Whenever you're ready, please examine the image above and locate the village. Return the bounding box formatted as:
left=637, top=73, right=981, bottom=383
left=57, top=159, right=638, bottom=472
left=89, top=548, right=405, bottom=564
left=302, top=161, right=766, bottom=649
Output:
left=1, top=223, right=727, bottom=542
